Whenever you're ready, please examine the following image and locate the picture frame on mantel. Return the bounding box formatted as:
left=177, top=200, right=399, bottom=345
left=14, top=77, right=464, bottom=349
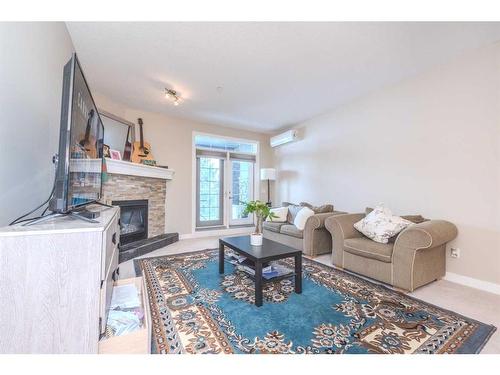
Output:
left=103, top=144, right=111, bottom=158
left=99, top=109, right=136, bottom=162
left=109, top=149, right=122, bottom=160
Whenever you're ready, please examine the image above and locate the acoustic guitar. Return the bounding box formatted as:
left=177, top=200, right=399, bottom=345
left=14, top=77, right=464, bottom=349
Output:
left=122, top=126, right=132, bottom=161
left=78, top=109, right=97, bottom=158
left=131, top=118, right=155, bottom=164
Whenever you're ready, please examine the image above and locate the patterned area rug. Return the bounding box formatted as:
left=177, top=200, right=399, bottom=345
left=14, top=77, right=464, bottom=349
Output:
left=134, top=249, right=495, bottom=354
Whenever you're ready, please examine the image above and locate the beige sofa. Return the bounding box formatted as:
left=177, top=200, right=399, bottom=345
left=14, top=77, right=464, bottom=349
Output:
left=263, top=202, right=346, bottom=257
left=325, top=212, right=458, bottom=291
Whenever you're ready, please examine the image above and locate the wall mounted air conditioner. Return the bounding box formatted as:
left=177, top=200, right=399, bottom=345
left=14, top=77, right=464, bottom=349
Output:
left=270, top=129, right=298, bottom=148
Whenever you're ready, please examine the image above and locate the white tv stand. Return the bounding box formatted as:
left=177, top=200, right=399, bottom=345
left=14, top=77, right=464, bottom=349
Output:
left=0, top=205, right=120, bottom=353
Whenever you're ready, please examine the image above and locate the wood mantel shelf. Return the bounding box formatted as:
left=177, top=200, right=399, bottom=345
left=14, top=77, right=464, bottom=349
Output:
left=105, top=159, right=175, bottom=180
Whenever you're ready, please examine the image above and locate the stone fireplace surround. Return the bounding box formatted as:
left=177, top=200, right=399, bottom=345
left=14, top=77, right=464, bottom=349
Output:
left=100, top=159, right=177, bottom=261
left=102, top=174, right=165, bottom=238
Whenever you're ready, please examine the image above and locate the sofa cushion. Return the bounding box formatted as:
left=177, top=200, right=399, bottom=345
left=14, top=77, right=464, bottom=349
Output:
left=280, top=224, right=304, bottom=239
left=263, top=221, right=285, bottom=233
left=300, top=202, right=334, bottom=213
left=344, top=238, right=394, bottom=263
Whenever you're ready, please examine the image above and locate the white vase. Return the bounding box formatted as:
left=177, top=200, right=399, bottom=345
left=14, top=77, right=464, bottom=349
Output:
left=250, top=233, right=263, bottom=246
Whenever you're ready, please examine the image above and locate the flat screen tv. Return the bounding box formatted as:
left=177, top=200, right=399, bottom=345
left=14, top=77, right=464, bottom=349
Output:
left=49, top=53, right=104, bottom=214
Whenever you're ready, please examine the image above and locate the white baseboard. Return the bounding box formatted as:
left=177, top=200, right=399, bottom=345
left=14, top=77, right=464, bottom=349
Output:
left=444, top=272, right=500, bottom=295
left=179, top=227, right=253, bottom=240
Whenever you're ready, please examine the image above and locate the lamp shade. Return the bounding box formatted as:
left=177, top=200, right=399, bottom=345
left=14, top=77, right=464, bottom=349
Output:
left=260, top=168, right=276, bottom=181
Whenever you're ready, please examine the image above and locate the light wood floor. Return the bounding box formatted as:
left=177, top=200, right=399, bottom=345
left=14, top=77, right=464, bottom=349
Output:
left=119, top=236, right=500, bottom=354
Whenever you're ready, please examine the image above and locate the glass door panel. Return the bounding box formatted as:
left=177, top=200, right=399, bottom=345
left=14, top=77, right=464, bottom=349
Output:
left=229, top=160, right=254, bottom=226
left=196, top=157, right=224, bottom=227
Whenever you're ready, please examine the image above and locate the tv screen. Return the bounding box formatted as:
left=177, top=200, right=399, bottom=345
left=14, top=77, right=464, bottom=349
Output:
left=50, top=54, right=104, bottom=213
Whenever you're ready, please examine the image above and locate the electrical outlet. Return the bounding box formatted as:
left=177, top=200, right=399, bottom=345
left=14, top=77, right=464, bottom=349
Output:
left=450, top=248, right=460, bottom=258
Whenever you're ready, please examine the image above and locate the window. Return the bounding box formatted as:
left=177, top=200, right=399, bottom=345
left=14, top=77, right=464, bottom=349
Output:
left=195, top=134, right=258, bottom=153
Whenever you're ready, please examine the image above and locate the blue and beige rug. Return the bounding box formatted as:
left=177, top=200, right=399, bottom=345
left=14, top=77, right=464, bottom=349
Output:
left=134, top=249, right=495, bottom=354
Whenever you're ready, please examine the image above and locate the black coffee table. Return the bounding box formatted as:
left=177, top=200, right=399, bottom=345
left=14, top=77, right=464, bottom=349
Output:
left=219, top=235, right=302, bottom=307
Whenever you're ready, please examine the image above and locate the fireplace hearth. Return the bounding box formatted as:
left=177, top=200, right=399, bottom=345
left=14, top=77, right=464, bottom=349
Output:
left=112, top=199, right=148, bottom=245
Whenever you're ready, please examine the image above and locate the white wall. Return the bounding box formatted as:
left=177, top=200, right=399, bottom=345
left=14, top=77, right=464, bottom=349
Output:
left=274, top=43, right=500, bottom=285
left=94, top=93, right=274, bottom=236
left=0, top=23, right=75, bottom=226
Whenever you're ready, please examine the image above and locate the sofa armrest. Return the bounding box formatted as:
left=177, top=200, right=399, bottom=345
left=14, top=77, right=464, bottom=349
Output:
left=324, top=213, right=365, bottom=240
left=303, top=212, right=336, bottom=257
left=304, top=212, right=335, bottom=231
left=395, top=220, right=458, bottom=250
left=325, top=213, right=364, bottom=267
left=392, top=220, right=458, bottom=291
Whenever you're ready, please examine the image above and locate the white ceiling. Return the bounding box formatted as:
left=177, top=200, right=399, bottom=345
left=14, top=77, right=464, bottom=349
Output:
left=67, top=22, right=500, bottom=133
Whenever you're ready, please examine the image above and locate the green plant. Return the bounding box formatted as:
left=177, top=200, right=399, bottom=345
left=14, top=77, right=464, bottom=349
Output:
left=243, top=200, right=278, bottom=234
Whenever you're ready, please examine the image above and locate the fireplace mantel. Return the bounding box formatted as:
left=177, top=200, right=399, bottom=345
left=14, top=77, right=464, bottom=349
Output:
left=105, top=159, right=175, bottom=180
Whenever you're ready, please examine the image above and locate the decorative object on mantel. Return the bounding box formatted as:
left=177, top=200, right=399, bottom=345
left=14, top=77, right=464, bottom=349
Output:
left=103, top=144, right=111, bottom=158
left=131, top=118, right=155, bottom=164
left=122, top=126, right=133, bottom=161
left=243, top=200, right=278, bottom=246
left=100, top=109, right=136, bottom=160
left=141, top=159, right=157, bottom=167
left=260, top=168, right=276, bottom=207
left=110, top=149, right=122, bottom=160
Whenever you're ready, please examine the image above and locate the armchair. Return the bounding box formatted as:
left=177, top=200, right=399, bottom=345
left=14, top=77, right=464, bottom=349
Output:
left=325, top=213, right=458, bottom=291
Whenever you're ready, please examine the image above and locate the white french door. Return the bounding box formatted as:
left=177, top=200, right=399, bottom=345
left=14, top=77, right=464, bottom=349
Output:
left=194, top=134, right=258, bottom=230
left=228, top=159, right=254, bottom=226
left=196, top=156, right=224, bottom=228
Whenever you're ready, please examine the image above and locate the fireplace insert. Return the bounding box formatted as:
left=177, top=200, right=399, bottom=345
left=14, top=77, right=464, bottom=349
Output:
left=112, top=199, right=148, bottom=245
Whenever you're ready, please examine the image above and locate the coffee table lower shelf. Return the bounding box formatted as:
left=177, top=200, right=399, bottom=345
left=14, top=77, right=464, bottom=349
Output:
left=243, top=271, right=296, bottom=284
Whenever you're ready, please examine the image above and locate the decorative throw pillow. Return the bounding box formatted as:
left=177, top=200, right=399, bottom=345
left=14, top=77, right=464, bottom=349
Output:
left=293, top=207, right=315, bottom=230
left=354, top=205, right=413, bottom=244
left=266, top=207, right=288, bottom=222
left=287, top=204, right=303, bottom=224
left=365, top=207, right=427, bottom=224
left=300, top=202, right=334, bottom=213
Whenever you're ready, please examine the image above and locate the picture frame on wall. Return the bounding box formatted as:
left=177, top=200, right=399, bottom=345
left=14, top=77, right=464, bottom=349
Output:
left=109, top=149, right=122, bottom=160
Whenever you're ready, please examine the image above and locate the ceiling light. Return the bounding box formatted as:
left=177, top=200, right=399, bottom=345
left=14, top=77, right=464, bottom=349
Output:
left=165, top=88, right=181, bottom=106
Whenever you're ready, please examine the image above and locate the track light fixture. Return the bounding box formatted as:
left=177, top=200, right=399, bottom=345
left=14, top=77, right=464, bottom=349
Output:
left=164, top=88, right=180, bottom=106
